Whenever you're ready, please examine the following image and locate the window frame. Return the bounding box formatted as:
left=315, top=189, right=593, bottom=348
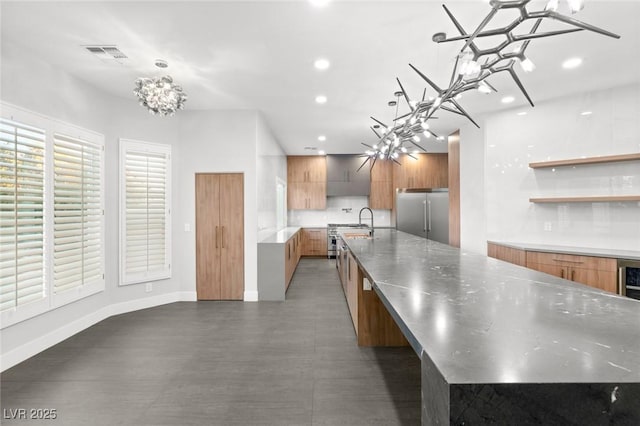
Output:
left=0, top=102, right=105, bottom=329
left=119, top=138, right=172, bottom=286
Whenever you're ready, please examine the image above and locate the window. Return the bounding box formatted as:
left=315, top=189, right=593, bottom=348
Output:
left=1, top=103, right=105, bottom=328
left=53, top=134, right=104, bottom=294
left=119, top=139, right=171, bottom=285
left=0, top=118, right=46, bottom=313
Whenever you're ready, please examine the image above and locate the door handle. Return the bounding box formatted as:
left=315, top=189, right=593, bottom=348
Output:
left=221, top=226, right=226, bottom=248
left=427, top=200, right=432, bottom=232
left=423, top=200, right=427, bottom=232
left=618, top=267, right=624, bottom=295
left=215, top=226, right=219, bottom=248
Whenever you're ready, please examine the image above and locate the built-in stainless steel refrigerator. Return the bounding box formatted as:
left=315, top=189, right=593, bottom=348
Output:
left=396, top=190, right=449, bottom=244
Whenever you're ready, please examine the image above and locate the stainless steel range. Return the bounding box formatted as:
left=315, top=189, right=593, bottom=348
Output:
left=327, top=223, right=364, bottom=259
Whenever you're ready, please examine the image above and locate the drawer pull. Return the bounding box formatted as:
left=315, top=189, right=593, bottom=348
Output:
left=552, top=258, right=584, bottom=264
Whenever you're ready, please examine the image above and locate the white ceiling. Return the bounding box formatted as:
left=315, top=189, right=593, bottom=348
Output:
left=2, top=1, right=639, bottom=154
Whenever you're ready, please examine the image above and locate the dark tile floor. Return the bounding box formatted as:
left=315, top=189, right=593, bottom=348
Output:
left=1, top=259, right=421, bottom=425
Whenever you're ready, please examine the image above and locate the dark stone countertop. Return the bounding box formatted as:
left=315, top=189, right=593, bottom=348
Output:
left=343, top=229, right=640, bottom=385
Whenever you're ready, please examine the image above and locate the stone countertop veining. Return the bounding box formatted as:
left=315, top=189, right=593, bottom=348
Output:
left=489, top=240, right=640, bottom=261
left=343, top=229, right=640, bottom=385
left=258, top=227, right=301, bottom=244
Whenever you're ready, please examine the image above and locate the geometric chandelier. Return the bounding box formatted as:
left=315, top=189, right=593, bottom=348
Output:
left=360, top=0, right=620, bottom=168
left=133, top=61, right=187, bottom=116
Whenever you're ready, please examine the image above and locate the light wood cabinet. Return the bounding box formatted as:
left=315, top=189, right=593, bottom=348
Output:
left=285, top=238, right=294, bottom=289
left=288, top=182, right=326, bottom=210
left=196, top=173, right=244, bottom=300
left=285, top=229, right=302, bottom=290
left=346, top=252, right=358, bottom=330
left=302, top=228, right=327, bottom=257
left=487, top=242, right=526, bottom=267
left=369, top=160, right=393, bottom=210
left=287, top=156, right=327, bottom=183
left=287, top=156, right=327, bottom=210
left=488, top=243, right=618, bottom=294
left=525, top=251, right=617, bottom=293
left=339, top=250, right=409, bottom=347
left=393, top=153, right=448, bottom=189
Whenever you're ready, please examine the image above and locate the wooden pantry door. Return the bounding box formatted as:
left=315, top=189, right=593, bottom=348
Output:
left=219, top=173, right=244, bottom=300
left=195, top=173, right=244, bottom=300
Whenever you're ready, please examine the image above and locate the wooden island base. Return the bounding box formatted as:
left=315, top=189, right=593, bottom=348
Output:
left=341, top=250, right=408, bottom=347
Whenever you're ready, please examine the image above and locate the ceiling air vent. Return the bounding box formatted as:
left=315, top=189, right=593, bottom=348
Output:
left=84, top=45, right=128, bottom=63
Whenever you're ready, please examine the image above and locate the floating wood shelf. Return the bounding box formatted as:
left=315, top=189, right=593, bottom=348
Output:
left=529, top=153, right=640, bottom=169
left=530, top=195, right=640, bottom=203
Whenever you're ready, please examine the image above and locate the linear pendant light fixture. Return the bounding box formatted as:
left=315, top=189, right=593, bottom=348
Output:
left=359, top=0, right=619, bottom=170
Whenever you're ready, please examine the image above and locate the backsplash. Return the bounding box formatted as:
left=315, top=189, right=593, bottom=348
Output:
left=288, top=196, right=391, bottom=227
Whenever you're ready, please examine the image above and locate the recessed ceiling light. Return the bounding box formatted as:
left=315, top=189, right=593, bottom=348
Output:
left=580, top=111, right=593, bottom=116
left=562, top=57, right=583, bottom=69
left=309, top=0, right=331, bottom=7
left=517, top=111, right=527, bottom=116
left=314, top=58, right=330, bottom=70
left=501, top=96, right=515, bottom=104
left=317, top=150, right=326, bottom=155
left=318, top=135, right=326, bottom=142
left=315, top=95, right=327, bottom=104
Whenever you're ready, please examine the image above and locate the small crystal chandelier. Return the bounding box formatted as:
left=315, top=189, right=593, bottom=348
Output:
left=133, top=60, right=187, bottom=116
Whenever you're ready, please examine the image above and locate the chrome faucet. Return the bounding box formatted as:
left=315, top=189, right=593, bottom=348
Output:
left=358, top=207, right=374, bottom=235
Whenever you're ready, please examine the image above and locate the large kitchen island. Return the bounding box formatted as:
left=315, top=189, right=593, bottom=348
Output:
left=341, top=229, right=639, bottom=425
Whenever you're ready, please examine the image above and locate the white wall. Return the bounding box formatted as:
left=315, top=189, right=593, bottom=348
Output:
left=256, top=114, right=287, bottom=241
left=460, top=83, right=640, bottom=253
left=459, top=123, right=486, bottom=255
left=0, top=40, right=186, bottom=368
left=175, top=110, right=261, bottom=301
left=1, top=39, right=285, bottom=368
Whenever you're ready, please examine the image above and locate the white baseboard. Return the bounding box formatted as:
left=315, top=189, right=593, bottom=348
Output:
left=243, top=290, right=259, bottom=302
left=1, top=291, right=189, bottom=372
left=179, top=291, right=198, bottom=301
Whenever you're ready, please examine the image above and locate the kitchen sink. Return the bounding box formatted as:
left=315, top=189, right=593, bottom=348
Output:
left=343, top=232, right=373, bottom=240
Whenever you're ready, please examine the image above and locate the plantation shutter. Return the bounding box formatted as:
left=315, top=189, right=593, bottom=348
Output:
left=53, top=133, right=103, bottom=293
left=0, top=118, right=45, bottom=312
left=120, top=140, right=171, bottom=285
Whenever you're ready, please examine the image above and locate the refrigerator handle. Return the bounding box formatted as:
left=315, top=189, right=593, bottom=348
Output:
left=427, top=200, right=432, bottom=232
left=423, top=200, right=427, bottom=232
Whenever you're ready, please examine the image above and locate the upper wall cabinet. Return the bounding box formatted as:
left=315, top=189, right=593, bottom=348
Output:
left=369, top=159, right=393, bottom=210
left=287, top=156, right=327, bottom=210
left=326, top=155, right=370, bottom=196
left=393, top=153, right=448, bottom=190
left=287, top=156, right=326, bottom=183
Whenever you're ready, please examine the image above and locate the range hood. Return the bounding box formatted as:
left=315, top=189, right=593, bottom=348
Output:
left=326, top=155, right=370, bottom=196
